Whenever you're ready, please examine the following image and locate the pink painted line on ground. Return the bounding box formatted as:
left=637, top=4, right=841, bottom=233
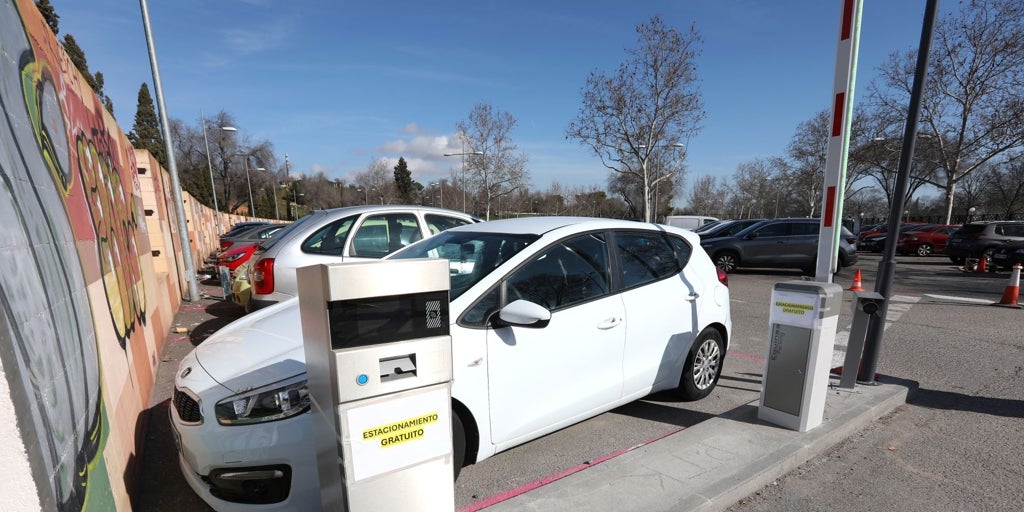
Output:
left=728, top=349, right=765, bottom=363
left=458, top=427, right=685, bottom=512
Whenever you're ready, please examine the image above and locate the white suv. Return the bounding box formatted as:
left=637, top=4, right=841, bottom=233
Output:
left=242, top=205, right=478, bottom=312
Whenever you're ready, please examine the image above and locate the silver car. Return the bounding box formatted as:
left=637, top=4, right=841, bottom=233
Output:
left=243, top=205, right=479, bottom=311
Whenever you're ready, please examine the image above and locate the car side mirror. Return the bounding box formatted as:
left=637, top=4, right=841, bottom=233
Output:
left=494, top=299, right=551, bottom=328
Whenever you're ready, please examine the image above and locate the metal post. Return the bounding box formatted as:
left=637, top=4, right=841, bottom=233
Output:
left=200, top=108, right=222, bottom=235
left=243, top=157, right=256, bottom=217
left=860, top=0, right=939, bottom=384
left=140, top=0, right=200, bottom=301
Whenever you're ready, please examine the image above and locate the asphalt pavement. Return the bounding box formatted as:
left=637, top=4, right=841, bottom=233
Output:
left=137, top=255, right=1023, bottom=511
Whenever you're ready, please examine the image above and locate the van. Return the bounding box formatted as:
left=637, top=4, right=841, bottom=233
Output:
left=664, top=215, right=719, bottom=230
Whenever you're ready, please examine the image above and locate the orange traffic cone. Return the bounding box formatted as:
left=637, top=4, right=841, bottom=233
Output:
left=848, top=268, right=864, bottom=292
left=976, top=256, right=987, bottom=273
left=994, top=263, right=1022, bottom=308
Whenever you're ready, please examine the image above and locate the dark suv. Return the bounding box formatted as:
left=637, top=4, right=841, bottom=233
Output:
left=700, top=218, right=858, bottom=274
left=944, top=221, right=1024, bottom=265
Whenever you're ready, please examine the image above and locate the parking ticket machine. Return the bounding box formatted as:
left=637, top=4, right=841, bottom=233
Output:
left=758, top=280, right=842, bottom=432
left=298, top=259, right=454, bottom=511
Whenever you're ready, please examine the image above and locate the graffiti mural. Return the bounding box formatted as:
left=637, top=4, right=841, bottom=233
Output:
left=0, top=0, right=152, bottom=509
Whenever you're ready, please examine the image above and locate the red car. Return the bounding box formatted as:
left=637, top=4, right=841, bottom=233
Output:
left=896, top=224, right=961, bottom=256
left=216, top=242, right=259, bottom=276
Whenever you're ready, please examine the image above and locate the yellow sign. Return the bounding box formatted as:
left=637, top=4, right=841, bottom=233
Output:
left=362, top=412, right=439, bottom=448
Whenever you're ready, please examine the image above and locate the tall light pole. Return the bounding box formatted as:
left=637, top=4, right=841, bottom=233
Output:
left=444, top=143, right=484, bottom=212
left=200, top=108, right=223, bottom=234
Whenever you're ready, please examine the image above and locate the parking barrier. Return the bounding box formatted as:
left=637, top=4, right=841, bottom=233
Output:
left=848, top=269, right=864, bottom=291
left=994, top=263, right=1022, bottom=309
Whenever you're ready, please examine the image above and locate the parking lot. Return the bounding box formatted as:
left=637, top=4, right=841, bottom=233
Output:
left=138, top=252, right=1021, bottom=511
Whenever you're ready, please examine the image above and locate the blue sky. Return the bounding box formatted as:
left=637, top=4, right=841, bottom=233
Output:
left=47, top=0, right=953, bottom=198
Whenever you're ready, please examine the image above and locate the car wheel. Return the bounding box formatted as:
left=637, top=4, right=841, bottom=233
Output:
left=981, top=248, right=996, bottom=270
left=713, top=251, right=739, bottom=273
left=675, top=329, right=725, bottom=401
left=452, top=411, right=466, bottom=480
left=916, top=243, right=933, bottom=257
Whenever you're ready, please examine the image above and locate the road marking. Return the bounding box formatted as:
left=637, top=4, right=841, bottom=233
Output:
left=923, top=294, right=994, bottom=305
left=831, top=294, right=920, bottom=368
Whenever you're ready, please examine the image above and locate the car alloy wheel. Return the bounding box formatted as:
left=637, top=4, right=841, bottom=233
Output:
left=676, top=329, right=725, bottom=401
left=916, top=243, right=933, bottom=256
left=714, top=252, right=738, bottom=273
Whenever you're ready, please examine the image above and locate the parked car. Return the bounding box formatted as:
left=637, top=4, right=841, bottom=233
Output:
left=858, top=221, right=925, bottom=242
left=991, top=240, right=1024, bottom=270
left=219, top=223, right=288, bottom=252
left=700, top=218, right=858, bottom=274
left=219, top=221, right=268, bottom=242
left=171, top=217, right=731, bottom=510
left=216, top=243, right=260, bottom=276
left=944, top=221, right=1024, bottom=265
left=664, top=215, right=719, bottom=230
left=895, top=224, right=960, bottom=256
left=696, top=219, right=765, bottom=240
left=241, top=206, right=480, bottom=312
left=859, top=224, right=936, bottom=253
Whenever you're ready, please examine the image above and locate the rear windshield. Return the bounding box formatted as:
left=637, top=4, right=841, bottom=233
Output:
left=257, top=214, right=317, bottom=251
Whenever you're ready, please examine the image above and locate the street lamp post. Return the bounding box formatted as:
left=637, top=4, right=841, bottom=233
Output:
left=444, top=143, right=484, bottom=212
left=200, top=108, right=222, bottom=234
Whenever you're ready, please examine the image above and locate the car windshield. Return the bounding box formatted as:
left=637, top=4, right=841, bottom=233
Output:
left=693, top=220, right=723, bottom=233
left=256, top=214, right=316, bottom=251
left=388, top=230, right=539, bottom=300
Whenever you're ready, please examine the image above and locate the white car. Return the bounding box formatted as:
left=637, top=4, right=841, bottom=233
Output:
left=243, top=205, right=479, bottom=312
left=172, top=217, right=732, bottom=511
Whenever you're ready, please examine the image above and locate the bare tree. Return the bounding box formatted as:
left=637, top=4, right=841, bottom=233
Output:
left=984, top=156, right=1024, bottom=219
left=684, top=175, right=727, bottom=217
left=352, top=158, right=397, bottom=205
left=456, top=103, right=530, bottom=220
left=870, top=0, right=1024, bottom=223
left=566, top=15, right=704, bottom=222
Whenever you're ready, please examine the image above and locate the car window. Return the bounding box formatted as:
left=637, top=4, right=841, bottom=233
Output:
left=425, top=214, right=473, bottom=235
left=668, top=235, right=693, bottom=267
left=506, top=233, right=610, bottom=311
left=754, top=222, right=790, bottom=237
left=1002, top=224, right=1024, bottom=237
left=790, top=222, right=820, bottom=236
left=350, top=213, right=420, bottom=258
left=301, top=215, right=357, bottom=255
left=616, top=231, right=680, bottom=289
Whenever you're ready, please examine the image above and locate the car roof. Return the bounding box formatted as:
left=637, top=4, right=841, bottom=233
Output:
left=442, top=216, right=668, bottom=237
left=307, top=204, right=480, bottom=220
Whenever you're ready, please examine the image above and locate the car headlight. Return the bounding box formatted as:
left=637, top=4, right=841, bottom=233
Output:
left=220, top=252, right=246, bottom=263
left=215, top=378, right=310, bottom=425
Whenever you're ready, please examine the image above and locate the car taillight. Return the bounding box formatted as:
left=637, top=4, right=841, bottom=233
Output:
left=717, top=267, right=729, bottom=287
left=253, top=258, right=275, bottom=295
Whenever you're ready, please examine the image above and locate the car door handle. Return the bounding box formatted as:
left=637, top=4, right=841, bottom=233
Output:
left=685, top=293, right=700, bottom=301
left=597, top=317, right=622, bottom=330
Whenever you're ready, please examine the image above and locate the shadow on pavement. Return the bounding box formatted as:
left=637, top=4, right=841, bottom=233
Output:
left=909, top=388, right=1024, bottom=419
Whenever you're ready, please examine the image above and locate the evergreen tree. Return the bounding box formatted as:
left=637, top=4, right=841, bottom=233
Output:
left=61, top=34, right=114, bottom=115
left=393, top=157, right=414, bottom=203
left=62, top=34, right=98, bottom=91
left=128, top=83, right=165, bottom=168
left=35, top=0, right=60, bottom=35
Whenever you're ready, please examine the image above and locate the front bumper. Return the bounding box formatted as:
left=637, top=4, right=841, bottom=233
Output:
left=171, top=362, right=320, bottom=511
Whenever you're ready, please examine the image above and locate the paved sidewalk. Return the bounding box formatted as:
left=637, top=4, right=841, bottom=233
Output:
left=484, top=376, right=914, bottom=512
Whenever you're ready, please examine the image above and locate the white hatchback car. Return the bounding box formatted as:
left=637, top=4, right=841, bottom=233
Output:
left=172, top=217, right=732, bottom=511
left=242, top=205, right=479, bottom=312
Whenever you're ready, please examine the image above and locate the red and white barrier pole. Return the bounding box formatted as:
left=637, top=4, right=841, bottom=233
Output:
left=815, top=0, right=863, bottom=283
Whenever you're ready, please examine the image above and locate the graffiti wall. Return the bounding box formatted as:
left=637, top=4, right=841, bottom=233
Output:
left=0, top=1, right=210, bottom=510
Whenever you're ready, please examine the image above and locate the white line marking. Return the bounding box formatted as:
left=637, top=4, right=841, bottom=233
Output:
left=923, top=294, right=994, bottom=305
